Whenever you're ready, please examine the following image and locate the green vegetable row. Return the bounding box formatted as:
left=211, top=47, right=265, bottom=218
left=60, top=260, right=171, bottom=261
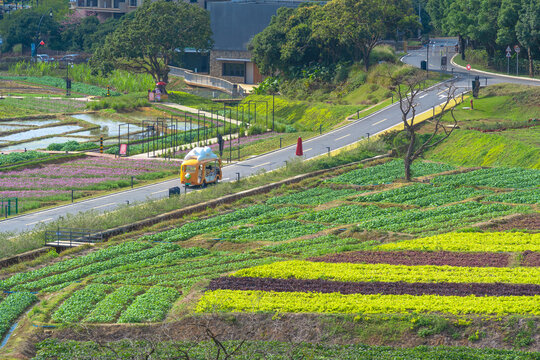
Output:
left=52, top=284, right=114, bottom=323
left=432, top=167, right=540, bottom=189
left=117, top=286, right=180, bottom=323
left=0, top=292, right=37, bottom=340
left=328, top=160, right=455, bottom=185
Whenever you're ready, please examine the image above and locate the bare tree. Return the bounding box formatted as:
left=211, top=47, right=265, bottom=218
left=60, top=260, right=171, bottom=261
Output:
left=69, top=319, right=253, bottom=360
left=390, top=71, right=459, bottom=180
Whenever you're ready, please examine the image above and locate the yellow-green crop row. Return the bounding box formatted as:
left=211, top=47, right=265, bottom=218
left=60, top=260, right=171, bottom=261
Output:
left=377, top=232, right=540, bottom=252
left=196, top=290, right=540, bottom=316
left=233, top=260, right=540, bottom=284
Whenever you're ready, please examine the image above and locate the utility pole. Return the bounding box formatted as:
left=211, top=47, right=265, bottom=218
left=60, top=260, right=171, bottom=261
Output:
left=418, top=1, right=422, bottom=39
left=272, top=93, right=275, bottom=132
left=426, top=42, right=429, bottom=78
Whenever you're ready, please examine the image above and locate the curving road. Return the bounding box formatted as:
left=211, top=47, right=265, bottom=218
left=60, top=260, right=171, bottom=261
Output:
left=1, top=39, right=538, bottom=235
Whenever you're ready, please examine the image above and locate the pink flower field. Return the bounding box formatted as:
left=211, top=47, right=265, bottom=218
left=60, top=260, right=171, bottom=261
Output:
left=0, top=156, right=181, bottom=212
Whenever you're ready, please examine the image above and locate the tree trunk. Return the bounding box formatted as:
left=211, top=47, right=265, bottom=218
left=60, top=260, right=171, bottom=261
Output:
left=528, top=47, right=534, bottom=77
left=363, top=47, right=371, bottom=71
left=460, top=35, right=466, bottom=61
left=404, top=130, right=416, bottom=181
left=404, top=154, right=412, bottom=181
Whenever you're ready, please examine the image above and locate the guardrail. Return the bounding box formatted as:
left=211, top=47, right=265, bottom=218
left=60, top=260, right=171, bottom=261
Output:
left=44, top=228, right=103, bottom=247
left=169, top=66, right=245, bottom=97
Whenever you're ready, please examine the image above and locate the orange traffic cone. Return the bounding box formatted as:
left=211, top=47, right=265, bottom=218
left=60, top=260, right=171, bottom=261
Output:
left=296, top=137, right=303, bottom=156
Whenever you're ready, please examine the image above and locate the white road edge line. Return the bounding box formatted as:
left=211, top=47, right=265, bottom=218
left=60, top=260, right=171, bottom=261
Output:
left=150, top=190, right=168, bottom=195
left=334, top=134, right=350, bottom=141
left=304, top=148, right=312, bottom=152
left=3, top=73, right=459, bottom=227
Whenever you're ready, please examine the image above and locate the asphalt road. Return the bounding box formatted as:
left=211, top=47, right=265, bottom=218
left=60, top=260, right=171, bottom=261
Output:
left=1, top=38, right=538, bottom=235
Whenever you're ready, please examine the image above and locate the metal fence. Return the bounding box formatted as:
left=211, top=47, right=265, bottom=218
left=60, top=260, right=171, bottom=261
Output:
left=0, top=197, right=18, bottom=217
left=44, top=228, right=103, bottom=247
left=169, top=66, right=245, bottom=97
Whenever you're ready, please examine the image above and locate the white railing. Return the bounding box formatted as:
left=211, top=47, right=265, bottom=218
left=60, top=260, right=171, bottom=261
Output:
left=168, top=66, right=245, bottom=97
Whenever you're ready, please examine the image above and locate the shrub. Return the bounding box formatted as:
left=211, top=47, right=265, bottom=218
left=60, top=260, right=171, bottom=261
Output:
left=47, top=141, right=98, bottom=152
left=248, top=124, right=265, bottom=136
left=369, top=45, right=397, bottom=64
left=464, top=49, right=489, bottom=68
left=87, top=92, right=149, bottom=111
left=285, top=125, right=297, bottom=133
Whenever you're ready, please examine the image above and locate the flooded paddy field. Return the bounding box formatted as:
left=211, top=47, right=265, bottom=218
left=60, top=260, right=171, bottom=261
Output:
left=0, top=109, right=204, bottom=152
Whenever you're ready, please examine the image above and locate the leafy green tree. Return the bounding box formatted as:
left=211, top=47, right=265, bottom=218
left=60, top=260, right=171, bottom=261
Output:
left=311, top=5, right=345, bottom=65
left=516, top=0, right=539, bottom=76
left=0, top=9, right=61, bottom=53
left=496, top=0, right=521, bottom=46
left=92, top=0, right=212, bottom=90
left=249, top=8, right=291, bottom=75
left=476, top=0, right=501, bottom=56
left=280, top=5, right=321, bottom=72
left=250, top=5, right=323, bottom=76
left=426, top=0, right=451, bottom=32
left=61, top=16, right=122, bottom=52
left=321, top=0, right=416, bottom=70
left=442, top=0, right=477, bottom=59
left=61, top=16, right=100, bottom=51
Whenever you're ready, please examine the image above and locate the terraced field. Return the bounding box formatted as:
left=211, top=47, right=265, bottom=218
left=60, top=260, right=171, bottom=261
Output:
left=199, top=231, right=540, bottom=316
left=0, top=160, right=538, bottom=357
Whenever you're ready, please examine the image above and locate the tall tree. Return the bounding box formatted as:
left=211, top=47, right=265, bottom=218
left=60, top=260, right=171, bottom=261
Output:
left=496, top=0, right=522, bottom=46
left=389, top=67, right=458, bottom=180
left=280, top=5, right=322, bottom=72
left=476, top=0, right=502, bottom=56
left=426, top=0, right=451, bottom=32
left=0, top=9, right=61, bottom=52
left=322, top=0, right=416, bottom=70
left=250, top=5, right=322, bottom=76
left=92, top=0, right=212, bottom=90
left=443, top=0, right=477, bottom=59
left=250, top=8, right=293, bottom=75
left=516, top=0, right=540, bottom=76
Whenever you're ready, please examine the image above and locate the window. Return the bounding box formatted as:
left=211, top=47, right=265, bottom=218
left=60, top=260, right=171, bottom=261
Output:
left=183, top=165, right=196, bottom=173
left=222, top=63, right=245, bottom=77
left=129, top=0, right=137, bottom=6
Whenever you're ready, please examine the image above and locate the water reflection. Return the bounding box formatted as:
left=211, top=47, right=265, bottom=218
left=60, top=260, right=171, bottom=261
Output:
left=1, top=125, right=83, bottom=142
left=0, top=136, right=91, bottom=151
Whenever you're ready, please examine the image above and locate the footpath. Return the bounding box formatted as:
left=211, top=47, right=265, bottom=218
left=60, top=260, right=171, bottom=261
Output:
left=127, top=132, right=240, bottom=160
left=128, top=102, right=243, bottom=160
left=160, top=103, right=242, bottom=126
left=450, top=54, right=540, bottom=83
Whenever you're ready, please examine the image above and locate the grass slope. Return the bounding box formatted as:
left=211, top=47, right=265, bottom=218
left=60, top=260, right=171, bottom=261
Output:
left=425, top=84, right=540, bottom=169
left=426, top=128, right=540, bottom=169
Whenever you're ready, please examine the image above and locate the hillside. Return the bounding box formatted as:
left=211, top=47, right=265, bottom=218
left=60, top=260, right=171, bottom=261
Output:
left=0, top=155, right=538, bottom=358
left=424, top=84, right=540, bottom=169
left=0, top=81, right=539, bottom=360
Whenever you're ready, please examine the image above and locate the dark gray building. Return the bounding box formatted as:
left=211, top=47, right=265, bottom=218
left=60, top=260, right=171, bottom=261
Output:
left=208, top=0, right=304, bottom=84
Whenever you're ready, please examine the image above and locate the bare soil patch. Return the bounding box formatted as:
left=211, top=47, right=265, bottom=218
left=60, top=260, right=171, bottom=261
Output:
left=309, top=250, right=511, bottom=267
left=478, top=213, right=540, bottom=232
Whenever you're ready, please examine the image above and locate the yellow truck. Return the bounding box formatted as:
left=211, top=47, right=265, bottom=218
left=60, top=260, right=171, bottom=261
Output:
left=180, top=147, right=222, bottom=187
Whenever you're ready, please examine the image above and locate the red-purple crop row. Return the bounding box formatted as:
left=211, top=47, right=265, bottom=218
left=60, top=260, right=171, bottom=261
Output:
left=209, top=277, right=540, bottom=297
left=308, top=251, right=511, bottom=268
left=523, top=251, right=540, bottom=267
